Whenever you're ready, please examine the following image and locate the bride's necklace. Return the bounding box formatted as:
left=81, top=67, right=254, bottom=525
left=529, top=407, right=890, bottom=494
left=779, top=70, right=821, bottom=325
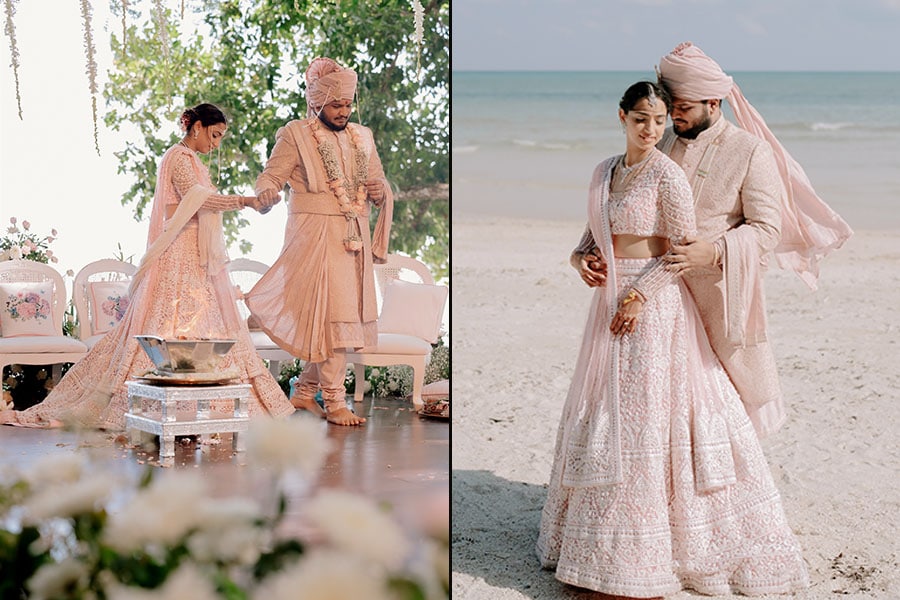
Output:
left=613, top=151, right=654, bottom=191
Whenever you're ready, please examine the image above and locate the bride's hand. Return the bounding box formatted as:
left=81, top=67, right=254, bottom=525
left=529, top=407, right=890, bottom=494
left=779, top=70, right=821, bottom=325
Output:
left=610, top=290, right=644, bottom=336
left=243, top=196, right=266, bottom=213
left=578, top=249, right=607, bottom=287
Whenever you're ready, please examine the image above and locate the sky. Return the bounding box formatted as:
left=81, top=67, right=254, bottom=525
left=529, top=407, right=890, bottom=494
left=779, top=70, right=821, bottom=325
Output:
left=452, top=0, right=900, bottom=71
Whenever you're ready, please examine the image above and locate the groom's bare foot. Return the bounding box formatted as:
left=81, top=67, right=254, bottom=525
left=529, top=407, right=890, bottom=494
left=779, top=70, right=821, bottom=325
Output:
left=292, top=396, right=326, bottom=418
left=325, top=406, right=366, bottom=426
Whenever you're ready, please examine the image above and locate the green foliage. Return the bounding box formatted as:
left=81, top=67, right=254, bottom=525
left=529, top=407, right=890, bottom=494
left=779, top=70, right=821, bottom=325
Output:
left=0, top=525, right=48, bottom=600
left=424, top=340, right=449, bottom=383
left=104, top=0, right=448, bottom=276
left=369, top=364, right=414, bottom=398
left=276, top=359, right=355, bottom=396
left=252, top=538, right=304, bottom=581
left=275, top=347, right=449, bottom=400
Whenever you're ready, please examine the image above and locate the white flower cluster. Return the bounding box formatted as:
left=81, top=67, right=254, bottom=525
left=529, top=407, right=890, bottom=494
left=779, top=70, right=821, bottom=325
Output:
left=369, top=365, right=414, bottom=397
left=305, top=490, right=412, bottom=571
left=424, top=344, right=449, bottom=384
left=1, top=216, right=64, bottom=264
left=245, top=414, right=333, bottom=476
left=0, top=417, right=448, bottom=599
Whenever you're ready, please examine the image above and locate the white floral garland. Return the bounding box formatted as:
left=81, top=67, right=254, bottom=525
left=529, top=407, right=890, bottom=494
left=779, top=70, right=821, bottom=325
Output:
left=80, top=0, right=99, bottom=155
left=3, top=0, right=22, bottom=120
left=311, top=118, right=369, bottom=252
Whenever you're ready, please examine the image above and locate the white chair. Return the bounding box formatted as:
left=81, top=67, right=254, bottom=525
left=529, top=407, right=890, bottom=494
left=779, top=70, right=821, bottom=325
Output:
left=0, top=260, right=89, bottom=379
left=346, top=254, right=448, bottom=407
left=72, top=258, right=137, bottom=349
left=227, top=258, right=296, bottom=378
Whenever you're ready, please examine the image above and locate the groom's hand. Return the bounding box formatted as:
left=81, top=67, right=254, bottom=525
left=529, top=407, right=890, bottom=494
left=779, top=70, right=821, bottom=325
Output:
left=258, top=188, right=282, bottom=208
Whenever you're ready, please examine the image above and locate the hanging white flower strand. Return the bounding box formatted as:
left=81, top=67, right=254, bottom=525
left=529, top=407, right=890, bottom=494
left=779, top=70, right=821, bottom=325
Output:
left=153, top=0, right=171, bottom=64
left=120, top=0, right=128, bottom=55
left=2, top=0, right=23, bottom=119
left=80, top=0, right=100, bottom=154
left=153, top=0, right=172, bottom=105
left=412, top=0, right=424, bottom=81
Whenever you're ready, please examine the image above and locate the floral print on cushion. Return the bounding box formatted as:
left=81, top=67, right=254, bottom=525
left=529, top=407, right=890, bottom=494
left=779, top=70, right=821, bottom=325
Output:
left=88, top=281, right=131, bottom=335
left=0, top=282, right=56, bottom=337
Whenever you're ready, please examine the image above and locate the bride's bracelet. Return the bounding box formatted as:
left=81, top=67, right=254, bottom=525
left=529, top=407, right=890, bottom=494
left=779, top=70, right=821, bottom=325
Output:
left=712, top=239, right=724, bottom=266
left=622, top=289, right=642, bottom=306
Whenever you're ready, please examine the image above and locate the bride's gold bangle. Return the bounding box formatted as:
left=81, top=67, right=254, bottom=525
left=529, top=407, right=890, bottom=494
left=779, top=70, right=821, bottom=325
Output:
left=622, top=289, right=640, bottom=306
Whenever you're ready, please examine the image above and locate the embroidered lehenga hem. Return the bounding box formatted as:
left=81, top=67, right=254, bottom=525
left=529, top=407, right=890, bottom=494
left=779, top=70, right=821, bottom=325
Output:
left=537, top=260, right=809, bottom=596
left=2, top=224, right=294, bottom=430
left=536, top=257, right=808, bottom=596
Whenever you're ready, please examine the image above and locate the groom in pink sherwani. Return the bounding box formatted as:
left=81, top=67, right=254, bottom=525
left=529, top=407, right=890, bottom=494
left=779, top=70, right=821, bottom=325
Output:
left=247, top=57, right=394, bottom=426
left=655, top=42, right=852, bottom=437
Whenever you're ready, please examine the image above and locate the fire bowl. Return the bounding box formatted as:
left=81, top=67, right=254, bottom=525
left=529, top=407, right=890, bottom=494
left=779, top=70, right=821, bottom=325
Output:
left=135, top=335, right=236, bottom=373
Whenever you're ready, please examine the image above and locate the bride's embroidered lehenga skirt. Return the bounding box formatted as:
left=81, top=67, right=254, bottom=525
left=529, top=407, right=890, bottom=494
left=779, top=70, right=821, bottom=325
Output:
left=536, top=257, right=808, bottom=597
left=3, top=223, right=294, bottom=430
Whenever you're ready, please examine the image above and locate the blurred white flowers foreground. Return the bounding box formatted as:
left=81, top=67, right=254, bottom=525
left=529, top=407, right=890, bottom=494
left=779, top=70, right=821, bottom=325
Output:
left=0, top=416, right=449, bottom=599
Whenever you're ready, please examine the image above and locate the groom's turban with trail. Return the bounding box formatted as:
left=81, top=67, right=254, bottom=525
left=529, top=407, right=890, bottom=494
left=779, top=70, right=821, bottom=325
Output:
left=305, top=57, right=358, bottom=117
left=656, top=41, right=853, bottom=291
left=656, top=41, right=734, bottom=101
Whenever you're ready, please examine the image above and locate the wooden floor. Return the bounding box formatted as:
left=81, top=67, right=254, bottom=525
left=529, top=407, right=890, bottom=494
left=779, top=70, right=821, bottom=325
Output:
left=0, top=394, right=449, bottom=535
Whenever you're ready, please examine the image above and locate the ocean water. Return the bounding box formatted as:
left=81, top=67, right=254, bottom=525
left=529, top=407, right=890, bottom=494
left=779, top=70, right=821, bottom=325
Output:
left=452, top=71, right=900, bottom=228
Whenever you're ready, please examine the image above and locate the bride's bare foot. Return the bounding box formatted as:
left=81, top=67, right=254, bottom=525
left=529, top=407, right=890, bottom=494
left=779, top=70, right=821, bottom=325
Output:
left=324, top=403, right=366, bottom=426
left=292, top=396, right=326, bottom=418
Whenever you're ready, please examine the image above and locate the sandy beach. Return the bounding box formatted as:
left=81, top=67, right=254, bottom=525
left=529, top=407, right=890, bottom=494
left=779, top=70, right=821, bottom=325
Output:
left=451, top=216, right=900, bottom=599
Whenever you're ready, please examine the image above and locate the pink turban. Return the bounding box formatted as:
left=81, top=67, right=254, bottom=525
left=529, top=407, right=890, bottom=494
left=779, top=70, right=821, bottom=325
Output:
left=657, top=41, right=733, bottom=101
left=658, top=42, right=852, bottom=289
left=305, top=57, right=357, bottom=117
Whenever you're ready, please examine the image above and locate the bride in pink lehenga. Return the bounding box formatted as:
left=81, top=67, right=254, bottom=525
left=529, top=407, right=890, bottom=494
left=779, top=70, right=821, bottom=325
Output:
left=1, top=104, right=294, bottom=430
left=536, top=82, right=809, bottom=598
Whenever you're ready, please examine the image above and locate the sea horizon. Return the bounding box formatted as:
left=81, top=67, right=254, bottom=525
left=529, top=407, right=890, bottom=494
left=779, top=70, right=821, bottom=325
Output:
left=452, top=71, right=900, bottom=229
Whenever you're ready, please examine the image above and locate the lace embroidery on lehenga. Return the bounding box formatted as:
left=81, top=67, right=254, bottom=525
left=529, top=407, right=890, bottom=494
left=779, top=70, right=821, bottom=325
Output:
left=536, top=151, right=809, bottom=596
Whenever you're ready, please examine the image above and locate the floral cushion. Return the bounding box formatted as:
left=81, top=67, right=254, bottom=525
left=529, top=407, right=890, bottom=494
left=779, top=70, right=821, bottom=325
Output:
left=377, top=279, right=448, bottom=344
left=88, top=281, right=131, bottom=335
left=0, top=281, right=57, bottom=337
